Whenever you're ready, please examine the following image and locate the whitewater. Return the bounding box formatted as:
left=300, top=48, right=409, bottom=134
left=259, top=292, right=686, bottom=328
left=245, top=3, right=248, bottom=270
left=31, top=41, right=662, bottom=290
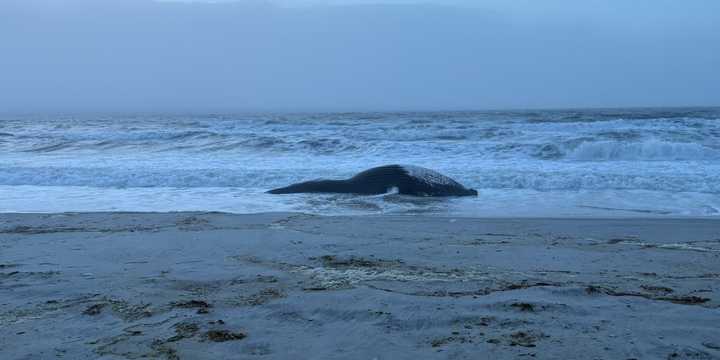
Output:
left=1, top=108, right=719, bottom=217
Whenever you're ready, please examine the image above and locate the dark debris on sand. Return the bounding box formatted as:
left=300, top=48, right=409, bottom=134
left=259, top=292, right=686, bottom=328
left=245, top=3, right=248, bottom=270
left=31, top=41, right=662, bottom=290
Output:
left=167, top=322, right=200, bottom=342
left=430, top=335, right=473, bottom=347
left=485, top=330, right=547, bottom=348
left=170, top=299, right=213, bottom=314
left=316, top=255, right=403, bottom=268
left=510, top=303, right=536, bottom=312
left=237, top=288, right=285, bottom=306
left=150, top=339, right=180, bottom=360
left=204, top=330, right=247, bottom=342
left=508, top=331, right=545, bottom=347
left=503, top=281, right=555, bottom=291
left=585, top=285, right=710, bottom=305
left=640, top=285, right=675, bottom=294
left=82, top=303, right=107, bottom=316
left=171, top=299, right=211, bottom=308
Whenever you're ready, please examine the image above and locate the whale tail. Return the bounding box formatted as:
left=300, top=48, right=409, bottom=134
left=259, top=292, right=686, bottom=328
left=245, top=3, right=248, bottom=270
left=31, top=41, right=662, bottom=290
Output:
left=267, top=179, right=350, bottom=194
left=266, top=187, right=295, bottom=194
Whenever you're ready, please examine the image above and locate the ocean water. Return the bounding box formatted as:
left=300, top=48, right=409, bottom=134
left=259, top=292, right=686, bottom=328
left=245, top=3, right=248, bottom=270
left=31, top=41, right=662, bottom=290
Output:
left=1, top=108, right=719, bottom=217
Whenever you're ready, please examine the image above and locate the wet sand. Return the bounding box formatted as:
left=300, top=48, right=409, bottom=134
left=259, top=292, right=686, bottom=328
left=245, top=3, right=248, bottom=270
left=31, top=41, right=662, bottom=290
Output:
left=1, top=212, right=719, bottom=359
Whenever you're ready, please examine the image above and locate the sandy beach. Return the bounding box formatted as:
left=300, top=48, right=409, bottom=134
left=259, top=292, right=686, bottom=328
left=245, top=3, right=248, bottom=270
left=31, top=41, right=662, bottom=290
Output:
left=1, top=212, right=719, bottom=359
left=4, top=0, right=719, bottom=358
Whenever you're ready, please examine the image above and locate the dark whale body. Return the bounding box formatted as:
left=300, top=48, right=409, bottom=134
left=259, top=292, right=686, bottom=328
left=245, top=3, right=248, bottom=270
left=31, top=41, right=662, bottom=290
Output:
left=268, top=165, right=478, bottom=197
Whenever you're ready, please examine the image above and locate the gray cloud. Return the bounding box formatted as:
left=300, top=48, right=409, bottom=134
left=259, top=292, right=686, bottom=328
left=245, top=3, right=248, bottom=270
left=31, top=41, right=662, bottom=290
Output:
left=1, top=0, right=718, bottom=112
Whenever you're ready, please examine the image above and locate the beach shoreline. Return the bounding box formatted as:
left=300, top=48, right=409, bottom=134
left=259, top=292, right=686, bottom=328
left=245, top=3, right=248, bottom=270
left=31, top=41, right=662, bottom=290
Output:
left=1, top=212, right=719, bottom=359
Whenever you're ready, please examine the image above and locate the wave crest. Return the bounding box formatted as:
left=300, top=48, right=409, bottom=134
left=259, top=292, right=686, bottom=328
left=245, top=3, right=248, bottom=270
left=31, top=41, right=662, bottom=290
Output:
left=567, top=140, right=718, bottom=161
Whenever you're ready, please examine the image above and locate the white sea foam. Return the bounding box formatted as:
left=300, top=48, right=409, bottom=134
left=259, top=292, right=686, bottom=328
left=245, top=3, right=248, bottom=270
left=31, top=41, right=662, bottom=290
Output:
left=567, top=140, right=719, bottom=161
left=2, top=164, right=718, bottom=194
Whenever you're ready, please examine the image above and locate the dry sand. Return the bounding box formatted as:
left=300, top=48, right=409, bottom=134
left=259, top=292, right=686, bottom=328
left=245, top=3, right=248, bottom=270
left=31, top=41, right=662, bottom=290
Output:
left=1, top=212, right=719, bottom=359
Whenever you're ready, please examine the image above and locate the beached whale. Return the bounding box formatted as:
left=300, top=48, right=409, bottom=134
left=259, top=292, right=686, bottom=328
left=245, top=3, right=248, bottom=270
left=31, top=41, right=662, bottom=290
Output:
left=268, top=165, right=478, bottom=197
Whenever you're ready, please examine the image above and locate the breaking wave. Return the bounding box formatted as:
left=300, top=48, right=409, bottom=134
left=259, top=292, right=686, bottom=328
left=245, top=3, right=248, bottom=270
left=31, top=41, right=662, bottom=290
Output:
left=567, top=140, right=719, bottom=161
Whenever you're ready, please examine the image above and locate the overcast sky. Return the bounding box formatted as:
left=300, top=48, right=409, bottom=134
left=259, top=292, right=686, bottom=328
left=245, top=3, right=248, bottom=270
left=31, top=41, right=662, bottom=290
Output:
left=1, top=0, right=719, bottom=112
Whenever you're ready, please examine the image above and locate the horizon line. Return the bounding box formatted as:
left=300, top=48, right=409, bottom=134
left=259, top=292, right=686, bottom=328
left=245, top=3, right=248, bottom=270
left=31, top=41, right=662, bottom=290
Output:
left=2, top=105, right=719, bottom=116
